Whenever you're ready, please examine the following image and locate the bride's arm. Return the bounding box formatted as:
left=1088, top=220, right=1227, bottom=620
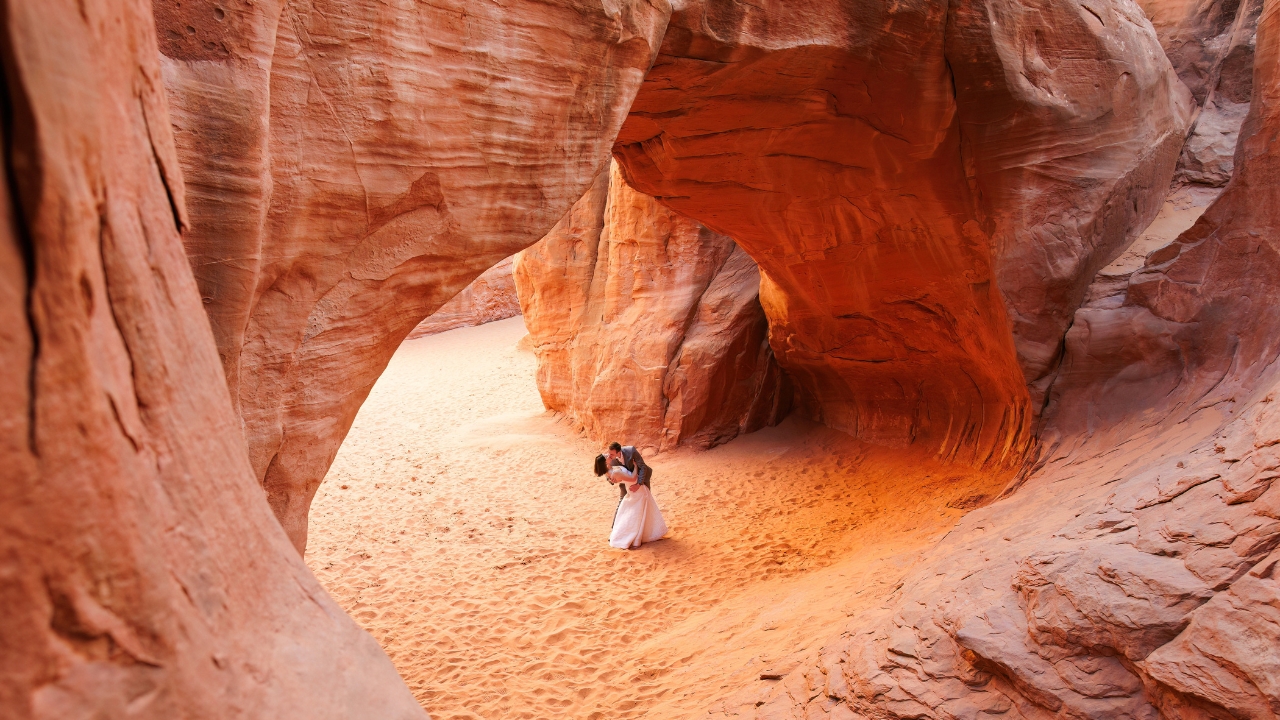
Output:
left=610, top=466, right=639, bottom=491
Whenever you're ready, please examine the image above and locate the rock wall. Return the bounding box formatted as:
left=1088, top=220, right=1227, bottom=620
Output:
left=406, top=256, right=520, bottom=339
left=515, top=162, right=789, bottom=453
left=1139, top=0, right=1262, bottom=190
left=0, top=0, right=423, bottom=715
left=1138, top=0, right=1263, bottom=188
left=1139, top=0, right=1262, bottom=103
left=615, top=0, right=1192, bottom=468
left=157, top=0, right=672, bottom=551
left=717, top=2, right=1280, bottom=717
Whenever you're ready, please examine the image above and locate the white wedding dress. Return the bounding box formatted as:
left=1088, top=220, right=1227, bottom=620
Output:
left=607, top=466, right=668, bottom=549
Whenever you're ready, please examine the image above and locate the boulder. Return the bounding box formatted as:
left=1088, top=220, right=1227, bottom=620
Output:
left=515, top=162, right=789, bottom=452
left=0, top=0, right=424, bottom=715
left=1178, top=99, right=1251, bottom=186
left=407, top=256, right=520, bottom=339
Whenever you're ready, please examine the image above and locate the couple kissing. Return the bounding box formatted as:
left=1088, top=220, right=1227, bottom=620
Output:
left=594, top=442, right=667, bottom=549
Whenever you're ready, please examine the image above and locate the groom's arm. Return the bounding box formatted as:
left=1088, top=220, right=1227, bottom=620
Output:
left=632, top=449, right=650, bottom=485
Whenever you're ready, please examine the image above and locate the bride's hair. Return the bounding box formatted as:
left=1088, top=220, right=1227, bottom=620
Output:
left=594, top=454, right=608, bottom=477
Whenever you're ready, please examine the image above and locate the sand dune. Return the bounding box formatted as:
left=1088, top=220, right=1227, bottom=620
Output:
left=305, top=317, right=1011, bottom=719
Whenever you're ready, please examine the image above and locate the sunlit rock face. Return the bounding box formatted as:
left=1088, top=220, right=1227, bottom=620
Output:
left=155, top=0, right=671, bottom=551
left=614, top=0, right=1192, bottom=469
left=723, top=4, right=1280, bottom=718
left=0, top=0, right=424, bottom=714
left=515, top=162, right=789, bottom=453
left=407, top=256, right=520, bottom=339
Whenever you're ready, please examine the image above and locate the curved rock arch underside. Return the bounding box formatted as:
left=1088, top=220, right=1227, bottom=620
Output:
left=2, top=0, right=1278, bottom=717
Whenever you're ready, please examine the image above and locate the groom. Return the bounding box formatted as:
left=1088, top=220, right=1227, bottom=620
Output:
left=607, top=441, right=652, bottom=500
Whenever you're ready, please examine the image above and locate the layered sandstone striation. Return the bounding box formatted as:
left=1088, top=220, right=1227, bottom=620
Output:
left=721, top=3, right=1280, bottom=717
left=0, top=0, right=423, bottom=715
left=515, top=162, right=789, bottom=452
left=615, top=0, right=1191, bottom=467
left=407, top=256, right=520, bottom=339
left=156, top=0, right=671, bottom=550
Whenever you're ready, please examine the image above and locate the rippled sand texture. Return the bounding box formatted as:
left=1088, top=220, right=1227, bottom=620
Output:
left=306, top=317, right=1012, bottom=719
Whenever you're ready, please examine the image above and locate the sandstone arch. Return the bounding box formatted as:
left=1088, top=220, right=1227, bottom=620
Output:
left=718, top=4, right=1280, bottom=717
left=157, top=0, right=1196, bottom=554
left=613, top=0, right=1192, bottom=468
left=157, top=0, right=672, bottom=551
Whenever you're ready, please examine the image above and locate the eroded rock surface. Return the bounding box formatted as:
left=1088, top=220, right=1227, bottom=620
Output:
left=1139, top=0, right=1262, bottom=188
left=1140, top=0, right=1262, bottom=103
left=0, top=0, right=423, bottom=715
left=615, top=0, right=1191, bottom=466
left=407, top=256, right=520, bottom=339
left=157, top=0, right=671, bottom=550
left=515, top=162, right=788, bottom=452
left=717, top=3, right=1280, bottom=717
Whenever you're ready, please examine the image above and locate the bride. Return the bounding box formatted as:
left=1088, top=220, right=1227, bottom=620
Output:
left=595, top=454, right=667, bottom=549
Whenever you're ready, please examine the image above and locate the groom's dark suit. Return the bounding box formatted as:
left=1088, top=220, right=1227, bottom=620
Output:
left=610, top=445, right=652, bottom=499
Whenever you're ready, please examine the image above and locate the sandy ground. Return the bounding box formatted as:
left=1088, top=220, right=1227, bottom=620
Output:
left=306, top=317, right=1013, bottom=719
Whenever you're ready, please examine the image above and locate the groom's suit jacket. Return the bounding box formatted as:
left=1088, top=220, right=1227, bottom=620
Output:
left=612, top=445, right=652, bottom=499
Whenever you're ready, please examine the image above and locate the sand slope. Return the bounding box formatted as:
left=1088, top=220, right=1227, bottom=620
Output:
left=306, top=318, right=1012, bottom=719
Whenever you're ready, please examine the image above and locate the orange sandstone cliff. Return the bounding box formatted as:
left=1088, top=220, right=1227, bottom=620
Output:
left=514, top=162, right=789, bottom=452
left=716, top=3, right=1280, bottom=718
left=614, top=0, right=1192, bottom=469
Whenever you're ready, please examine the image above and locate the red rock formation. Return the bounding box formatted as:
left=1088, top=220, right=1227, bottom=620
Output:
left=1137, top=0, right=1263, bottom=188
left=615, top=0, right=1191, bottom=468
left=156, top=0, right=671, bottom=550
left=406, top=256, right=520, bottom=339
left=720, top=2, right=1280, bottom=717
left=1139, top=0, right=1262, bottom=103
left=0, top=0, right=423, bottom=714
left=948, top=1, right=1194, bottom=398
left=515, top=162, right=789, bottom=452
